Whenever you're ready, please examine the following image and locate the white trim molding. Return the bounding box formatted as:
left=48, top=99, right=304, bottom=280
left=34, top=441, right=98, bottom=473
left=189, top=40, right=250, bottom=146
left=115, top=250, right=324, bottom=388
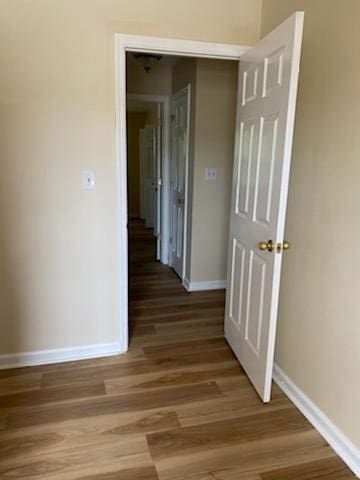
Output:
left=0, top=342, right=124, bottom=370
left=183, top=279, right=226, bottom=292
left=116, top=34, right=250, bottom=59
left=273, top=364, right=360, bottom=477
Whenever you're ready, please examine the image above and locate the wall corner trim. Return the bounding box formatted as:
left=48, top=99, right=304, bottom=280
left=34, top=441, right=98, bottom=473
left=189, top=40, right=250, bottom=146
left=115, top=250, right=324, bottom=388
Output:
left=183, top=279, right=226, bottom=292
left=0, top=342, right=124, bottom=370
left=273, top=363, right=360, bottom=477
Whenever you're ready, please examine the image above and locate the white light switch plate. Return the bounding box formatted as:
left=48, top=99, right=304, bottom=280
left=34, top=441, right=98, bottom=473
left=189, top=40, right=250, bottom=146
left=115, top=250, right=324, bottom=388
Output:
left=205, top=168, right=217, bottom=180
left=82, top=170, right=96, bottom=190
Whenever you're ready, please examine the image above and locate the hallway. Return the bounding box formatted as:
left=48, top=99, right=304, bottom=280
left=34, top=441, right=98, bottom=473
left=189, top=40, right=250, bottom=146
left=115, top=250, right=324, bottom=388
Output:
left=128, top=219, right=226, bottom=346
left=0, top=220, right=354, bottom=479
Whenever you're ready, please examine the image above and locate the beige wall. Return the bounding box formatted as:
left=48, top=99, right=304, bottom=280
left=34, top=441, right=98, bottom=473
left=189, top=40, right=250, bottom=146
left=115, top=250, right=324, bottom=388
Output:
left=0, top=0, right=261, bottom=355
left=145, top=104, right=158, bottom=125
left=190, top=59, right=238, bottom=282
left=171, top=58, right=237, bottom=283
left=127, top=112, right=146, bottom=217
left=261, top=0, right=360, bottom=448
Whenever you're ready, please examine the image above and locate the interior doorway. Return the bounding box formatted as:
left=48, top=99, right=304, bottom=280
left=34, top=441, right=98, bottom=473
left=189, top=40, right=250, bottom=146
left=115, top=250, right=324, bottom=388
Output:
left=120, top=12, right=304, bottom=403
left=125, top=50, right=238, bottom=345
left=126, top=51, right=238, bottom=288
left=116, top=36, right=246, bottom=356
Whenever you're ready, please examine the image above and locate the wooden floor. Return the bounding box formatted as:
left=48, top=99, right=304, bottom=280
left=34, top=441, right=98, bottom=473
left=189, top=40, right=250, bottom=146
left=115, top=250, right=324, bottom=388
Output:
left=0, top=219, right=355, bottom=479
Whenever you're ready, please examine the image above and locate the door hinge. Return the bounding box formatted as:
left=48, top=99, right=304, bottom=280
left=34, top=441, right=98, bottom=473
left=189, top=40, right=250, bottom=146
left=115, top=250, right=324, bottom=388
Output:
left=157, top=178, right=162, bottom=186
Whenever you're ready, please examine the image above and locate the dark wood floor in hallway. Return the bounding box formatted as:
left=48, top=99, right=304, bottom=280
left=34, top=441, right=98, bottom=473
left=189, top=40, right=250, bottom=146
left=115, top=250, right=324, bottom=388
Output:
left=0, top=219, right=355, bottom=479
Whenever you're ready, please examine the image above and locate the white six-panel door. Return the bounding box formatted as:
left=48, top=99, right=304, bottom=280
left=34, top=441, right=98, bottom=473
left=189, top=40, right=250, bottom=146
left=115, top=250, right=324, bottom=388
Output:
left=225, top=12, right=304, bottom=402
left=170, top=86, right=190, bottom=278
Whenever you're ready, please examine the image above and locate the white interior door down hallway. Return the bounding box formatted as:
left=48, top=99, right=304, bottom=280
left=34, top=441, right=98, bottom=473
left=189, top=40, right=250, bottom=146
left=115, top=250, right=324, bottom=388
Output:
left=140, top=108, right=163, bottom=261
left=170, top=85, right=190, bottom=279
left=139, top=121, right=161, bottom=260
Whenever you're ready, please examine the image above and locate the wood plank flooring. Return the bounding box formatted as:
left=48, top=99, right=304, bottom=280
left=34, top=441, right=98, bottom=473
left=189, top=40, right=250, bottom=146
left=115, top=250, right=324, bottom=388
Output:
left=0, top=219, right=355, bottom=479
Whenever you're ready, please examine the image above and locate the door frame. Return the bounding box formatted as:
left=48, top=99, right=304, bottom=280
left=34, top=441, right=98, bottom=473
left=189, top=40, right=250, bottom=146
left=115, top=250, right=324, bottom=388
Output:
left=169, top=84, right=191, bottom=280
left=127, top=93, right=170, bottom=264
left=115, top=33, right=249, bottom=352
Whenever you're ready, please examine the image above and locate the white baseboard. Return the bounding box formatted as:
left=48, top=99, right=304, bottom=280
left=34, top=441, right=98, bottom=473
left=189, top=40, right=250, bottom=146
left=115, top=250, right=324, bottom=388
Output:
left=183, top=279, right=226, bottom=292
left=273, top=364, right=360, bottom=477
left=0, top=342, right=124, bottom=370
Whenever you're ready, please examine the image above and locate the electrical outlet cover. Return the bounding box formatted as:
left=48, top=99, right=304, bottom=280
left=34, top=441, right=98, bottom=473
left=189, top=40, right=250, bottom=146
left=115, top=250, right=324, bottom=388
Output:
left=205, top=168, right=217, bottom=180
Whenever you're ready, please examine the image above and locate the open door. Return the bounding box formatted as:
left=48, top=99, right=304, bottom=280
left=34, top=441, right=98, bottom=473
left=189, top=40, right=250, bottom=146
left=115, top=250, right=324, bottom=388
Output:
left=170, top=86, right=190, bottom=278
left=225, top=12, right=304, bottom=402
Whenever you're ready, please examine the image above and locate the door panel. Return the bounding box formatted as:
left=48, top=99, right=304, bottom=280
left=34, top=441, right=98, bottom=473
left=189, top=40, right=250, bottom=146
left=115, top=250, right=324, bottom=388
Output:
left=229, top=238, right=246, bottom=327
left=245, top=251, right=266, bottom=357
left=170, top=86, right=190, bottom=278
left=236, top=120, right=255, bottom=216
left=225, top=12, right=304, bottom=402
left=254, top=114, right=279, bottom=225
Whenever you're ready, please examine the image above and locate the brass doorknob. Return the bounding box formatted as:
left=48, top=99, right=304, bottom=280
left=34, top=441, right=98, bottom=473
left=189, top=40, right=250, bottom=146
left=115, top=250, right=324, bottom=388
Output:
left=276, top=240, right=291, bottom=252
left=258, top=240, right=274, bottom=252
left=258, top=240, right=291, bottom=253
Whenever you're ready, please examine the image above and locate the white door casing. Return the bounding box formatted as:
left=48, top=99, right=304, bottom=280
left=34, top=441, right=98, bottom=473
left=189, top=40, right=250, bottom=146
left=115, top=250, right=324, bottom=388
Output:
left=115, top=30, right=303, bottom=358
left=224, top=12, right=304, bottom=402
left=116, top=34, right=249, bottom=353
left=170, top=85, right=190, bottom=278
